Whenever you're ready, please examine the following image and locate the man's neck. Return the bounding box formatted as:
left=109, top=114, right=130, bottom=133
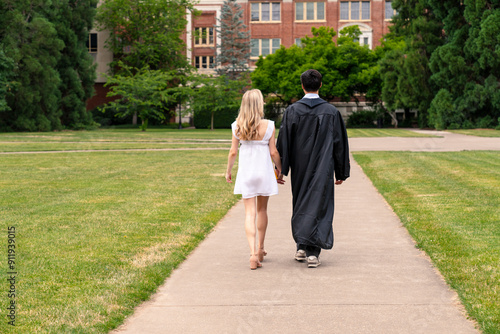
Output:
left=303, top=92, right=320, bottom=99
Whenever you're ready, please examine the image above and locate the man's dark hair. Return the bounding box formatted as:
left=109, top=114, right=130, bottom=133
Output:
left=300, top=69, right=322, bottom=92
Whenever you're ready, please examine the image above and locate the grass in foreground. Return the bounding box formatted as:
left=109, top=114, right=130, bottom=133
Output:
left=0, top=128, right=435, bottom=152
left=447, top=129, right=500, bottom=137
left=0, top=150, right=239, bottom=333
left=353, top=151, right=500, bottom=334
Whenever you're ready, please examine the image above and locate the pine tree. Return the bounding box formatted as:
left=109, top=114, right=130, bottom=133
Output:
left=0, top=0, right=98, bottom=131
left=0, top=0, right=64, bottom=131
left=214, top=0, right=250, bottom=80
left=50, top=0, right=98, bottom=129
left=0, top=45, right=15, bottom=116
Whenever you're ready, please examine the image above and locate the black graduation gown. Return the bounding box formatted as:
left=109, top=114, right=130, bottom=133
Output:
left=277, top=98, right=350, bottom=249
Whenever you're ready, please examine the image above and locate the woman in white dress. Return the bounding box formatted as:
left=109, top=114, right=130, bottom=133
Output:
left=225, top=89, right=282, bottom=270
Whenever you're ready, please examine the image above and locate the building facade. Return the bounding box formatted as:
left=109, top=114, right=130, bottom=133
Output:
left=189, top=0, right=396, bottom=71
left=87, top=0, right=395, bottom=110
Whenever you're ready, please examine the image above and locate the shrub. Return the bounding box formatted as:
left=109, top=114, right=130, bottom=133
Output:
left=347, top=110, right=377, bottom=128
left=193, top=106, right=239, bottom=129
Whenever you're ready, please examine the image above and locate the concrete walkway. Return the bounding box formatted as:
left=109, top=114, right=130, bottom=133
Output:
left=112, top=131, right=498, bottom=334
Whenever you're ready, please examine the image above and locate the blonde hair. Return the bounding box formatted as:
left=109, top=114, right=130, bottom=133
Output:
left=236, top=89, right=265, bottom=141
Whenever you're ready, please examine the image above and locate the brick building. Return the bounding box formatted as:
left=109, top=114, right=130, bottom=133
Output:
left=87, top=0, right=396, bottom=112
left=189, top=0, right=396, bottom=71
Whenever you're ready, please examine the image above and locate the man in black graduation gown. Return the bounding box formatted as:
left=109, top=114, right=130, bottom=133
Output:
left=276, top=69, right=350, bottom=268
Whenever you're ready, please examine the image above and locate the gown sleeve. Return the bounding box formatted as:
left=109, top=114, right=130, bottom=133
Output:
left=332, top=111, right=350, bottom=181
left=276, top=107, right=291, bottom=176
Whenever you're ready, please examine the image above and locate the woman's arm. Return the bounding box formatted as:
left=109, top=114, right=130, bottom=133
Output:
left=268, top=128, right=282, bottom=176
left=225, top=134, right=239, bottom=183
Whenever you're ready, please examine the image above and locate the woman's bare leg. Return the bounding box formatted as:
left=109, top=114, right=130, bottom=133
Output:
left=243, top=197, right=257, bottom=256
left=256, top=196, right=269, bottom=253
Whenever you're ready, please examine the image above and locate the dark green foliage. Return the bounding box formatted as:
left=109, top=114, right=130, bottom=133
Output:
left=193, top=106, right=239, bottom=129
left=0, top=0, right=98, bottom=131
left=102, top=65, right=187, bottom=131
left=346, top=110, right=378, bottom=128
left=382, top=0, right=500, bottom=129
left=214, top=0, right=250, bottom=79
left=189, top=74, right=243, bottom=130
left=51, top=0, right=98, bottom=129
left=0, top=45, right=15, bottom=115
left=96, top=0, right=196, bottom=74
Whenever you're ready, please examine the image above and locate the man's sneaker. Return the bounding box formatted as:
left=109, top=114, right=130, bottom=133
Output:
left=294, top=249, right=307, bottom=261
left=307, top=256, right=321, bottom=268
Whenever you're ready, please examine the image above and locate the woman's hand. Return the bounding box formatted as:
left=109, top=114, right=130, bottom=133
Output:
left=225, top=171, right=232, bottom=183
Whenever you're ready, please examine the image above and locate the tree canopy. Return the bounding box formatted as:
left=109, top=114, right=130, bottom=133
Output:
left=251, top=26, right=383, bottom=106
left=0, top=0, right=98, bottom=131
left=96, top=0, right=197, bottom=74
left=381, top=0, right=500, bottom=129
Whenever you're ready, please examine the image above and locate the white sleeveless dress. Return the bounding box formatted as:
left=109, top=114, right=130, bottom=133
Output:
left=232, top=120, right=279, bottom=199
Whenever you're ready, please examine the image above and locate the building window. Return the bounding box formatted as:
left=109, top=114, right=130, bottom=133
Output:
left=87, top=33, right=98, bottom=53
left=194, top=27, right=214, bottom=46
left=251, top=38, right=280, bottom=57
left=195, top=56, right=214, bottom=69
left=295, top=2, right=325, bottom=21
left=295, top=38, right=302, bottom=47
left=385, top=1, right=396, bottom=20
left=251, top=2, right=280, bottom=22
left=340, top=1, right=370, bottom=21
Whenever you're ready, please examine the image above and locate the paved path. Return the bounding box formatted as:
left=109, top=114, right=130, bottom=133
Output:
left=110, top=131, right=497, bottom=333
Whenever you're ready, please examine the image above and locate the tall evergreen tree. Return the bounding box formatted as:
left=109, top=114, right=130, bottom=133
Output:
left=0, top=45, right=15, bottom=115
left=379, top=0, right=444, bottom=127
left=50, top=0, right=98, bottom=129
left=428, top=0, right=500, bottom=129
left=381, top=0, right=500, bottom=129
left=0, top=0, right=98, bottom=131
left=0, top=0, right=64, bottom=131
left=214, top=0, right=250, bottom=80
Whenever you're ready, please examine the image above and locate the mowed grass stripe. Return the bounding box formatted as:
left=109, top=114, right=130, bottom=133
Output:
left=0, top=150, right=238, bottom=334
left=447, top=129, right=500, bottom=137
left=353, top=151, right=500, bottom=334
left=0, top=128, right=436, bottom=152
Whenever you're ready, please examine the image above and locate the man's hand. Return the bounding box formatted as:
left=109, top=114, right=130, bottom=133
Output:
left=335, top=180, right=343, bottom=185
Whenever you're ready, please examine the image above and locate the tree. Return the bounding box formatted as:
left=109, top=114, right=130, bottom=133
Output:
left=0, top=45, right=15, bottom=115
left=214, top=0, right=251, bottom=80
left=50, top=0, right=98, bottom=129
left=428, top=0, right=500, bottom=128
left=251, top=26, right=383, bottom=106
left=0, top=0, right=64, bottom=131
left=379, top=0, right=444, bottom=127
left=102, top=64, right=188, bottom=131
left=0, top=0, right=98, bottom=131
left=96, top=0, right=197, bottom=74
left=189, top=74, right=243, bottom=130
left=381, top=0, right=500, bottom=129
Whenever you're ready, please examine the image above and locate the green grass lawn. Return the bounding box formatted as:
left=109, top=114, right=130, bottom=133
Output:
left=353, top=151, right=500, bottom=334
left=346, top=128, right=437, bottom=137
left=447, top=129, right=500, bottom=137
left=0, top=150, right=239, bottom=333
left=0, top=128, right=435, bottom=153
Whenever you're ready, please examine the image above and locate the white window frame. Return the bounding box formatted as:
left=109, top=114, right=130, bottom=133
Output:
left=385, top=1, right=396, bottom=20
left=194, top=56, right=215, bottom=69
left=251, top=2, right=281, bottom=22
left=87, top=33, right=98, bottom=53
left=340, top=1, right=371, bottom=21
left=295, top=2, right=326, bottom=22
left=194, top=27, right=214, bottom=47
left=251, top=38, right=281, bottom=58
